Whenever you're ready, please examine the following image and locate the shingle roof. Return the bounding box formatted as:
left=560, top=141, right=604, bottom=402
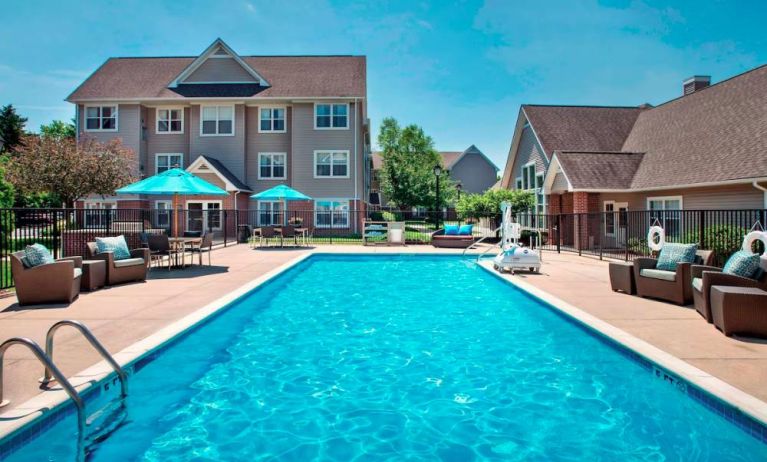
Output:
left=67, top=55, right=366, bottom=101
left=555, top=151, right=644, bottom=190
left=197, top=155, right=252, bottom=192
left=523, top=105, right=642, bottom=160
left=624, top=64, right=767, bottom=188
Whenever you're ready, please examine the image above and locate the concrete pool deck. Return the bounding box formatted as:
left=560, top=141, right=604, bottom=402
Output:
left=0, top=244, right=766, bottom=424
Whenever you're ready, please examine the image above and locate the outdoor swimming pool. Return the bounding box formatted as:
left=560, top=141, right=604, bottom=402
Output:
left=3, top=254, right=766, bottom=461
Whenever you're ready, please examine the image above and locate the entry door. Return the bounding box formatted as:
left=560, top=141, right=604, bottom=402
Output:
left=187, top=203, right=204, bottom=232
left=187, top=202, right=222, bottom=232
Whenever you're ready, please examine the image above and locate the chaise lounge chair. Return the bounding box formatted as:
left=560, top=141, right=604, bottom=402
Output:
left=633, top=248, right=714, bottom=305
left=431, top=229, right=475, bottom=248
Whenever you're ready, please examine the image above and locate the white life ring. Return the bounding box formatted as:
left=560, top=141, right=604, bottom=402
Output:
left=647, top=226, right=665, bottom=252
left=742, top=231, right=767, bottom=253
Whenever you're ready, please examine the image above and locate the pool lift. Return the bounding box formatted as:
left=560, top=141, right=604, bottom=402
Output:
left=492, top=201, right=542, bottom=274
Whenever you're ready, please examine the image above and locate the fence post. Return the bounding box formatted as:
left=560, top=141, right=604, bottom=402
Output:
left=52, top=209, right=60, bottom=259
left=576, top=214, right=582, bottom=256
left=556, top=214, right=561, bottom=254
left=223, top=210, right=228, bottom=247
left=698, top=210, right=705, bottom=249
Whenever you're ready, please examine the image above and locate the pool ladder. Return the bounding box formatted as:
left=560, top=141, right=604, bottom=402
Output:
left=0, top=320, right=128, bottom=459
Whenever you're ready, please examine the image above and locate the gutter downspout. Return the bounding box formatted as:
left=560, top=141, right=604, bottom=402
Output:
left=354, top=98, right=359, bottom=234
left=753, top=181, right=767, bottom=208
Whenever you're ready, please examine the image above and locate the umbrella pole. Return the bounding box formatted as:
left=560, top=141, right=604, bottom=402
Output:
left=173, top=193, right=179, bottom=238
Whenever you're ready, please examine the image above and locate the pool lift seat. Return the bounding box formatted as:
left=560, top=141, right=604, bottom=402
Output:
left=492, top=202, right=542, bottom=274
left=0, top=320, right=129, bottom=458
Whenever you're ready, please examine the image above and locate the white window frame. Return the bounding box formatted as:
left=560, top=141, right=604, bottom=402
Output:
left=156, top=107, right=184, bottom=134
left=604, top=201, right=616, bottom=236
left=646, top=196, right=683, bottom=210
left=647, top=196, right=683, bottom=238
left=313, top=103, right=349, bottom=130
left=154, top=200, right=173, bottom=228
left=199, top=105, right=235, bottom=137
left=155, top=153, right=184, bottom=174
left=257, top=152, right=287, bottom=180
left=186, top=200, right=223, bottom=231
left=257, top=200, right=284, bottom=226
left=258, top=106, right=287, bottom=133
left=314, top=150, right=350, bottom=178
left=515, top=177, right=522, bottom=190
left=314, top=199, right=350, bottom=229
left=83, top=200, right=117, bottom=227
left=84, top=105, right=118, bottom=132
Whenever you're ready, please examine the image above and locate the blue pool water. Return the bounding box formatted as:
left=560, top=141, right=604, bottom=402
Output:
left=4, top=255, right=766, bottom=461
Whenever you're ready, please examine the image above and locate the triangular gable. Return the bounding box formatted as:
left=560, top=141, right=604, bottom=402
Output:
left=449, top=145, right=499, bottom=171
left=187, top=155, right=252, bottom=192
left=542, top=154, right=573, bottom=195
left=169, top=38, right=269, bottom=88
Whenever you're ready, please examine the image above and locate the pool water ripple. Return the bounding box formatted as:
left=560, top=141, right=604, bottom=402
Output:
left=5, top=255, right=766, bottom=461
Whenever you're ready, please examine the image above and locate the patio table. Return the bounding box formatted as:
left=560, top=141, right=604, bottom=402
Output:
left=168, top=237, right=202, bottom=268
left=275, top=227, right=309, bottom=247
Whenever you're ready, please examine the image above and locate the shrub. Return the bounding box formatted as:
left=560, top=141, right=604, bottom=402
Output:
left=369, top=211, right=384, bottom=221
left=382, top=211, right=401, bottom=222
left=682, top=224, right=748, bottom=262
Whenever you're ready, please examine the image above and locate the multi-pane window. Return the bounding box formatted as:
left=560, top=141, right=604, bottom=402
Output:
left=85, top=106, right=117, bottom=131
left=259, top=107, right=286, bottom=132
left=315, top=104, right=348, bottom=129
left=157, top=108, right=183, bottom=133
left=258, top=153, right=286, bottom=179
left=648, top=197, right=683, bottom=238
left=84, top=201, right=116, bottom=227
left=604, top=202, right=615, bottom=235
left=315, top=200, right=349, bottom=228
left=315, top=151, right=349, bottom=178
left=156, top=154, right=183, bottom=173
left=154, top=201, right=172, bottom=228
left=258, top=201, right=283, bottom=226
left=201, top=105, right=234, bottom=135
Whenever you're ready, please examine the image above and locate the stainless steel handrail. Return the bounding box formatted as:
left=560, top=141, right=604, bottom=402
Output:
left=0, top=337, right=86, bottom=456
left=41, top=320, right=128, bottom=400
left=462, top=226, right=502, bottom=258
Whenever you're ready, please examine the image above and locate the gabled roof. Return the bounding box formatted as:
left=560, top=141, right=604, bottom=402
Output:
left=67, top=53, right=366, bottom=101
left=553, top=151, right=644, bottom=190
left=186, top=155, right=252, bottom=192
left=371, top=146, right=496, bottom=171
left=169, top=39, right=269, bottom=88
left=522, top=105, right=642, bottom=160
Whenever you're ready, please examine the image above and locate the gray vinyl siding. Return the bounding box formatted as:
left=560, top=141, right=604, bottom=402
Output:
left=146, top=107, right=191, bottom=174
left=246, top=106, right=292, bottom=193
left=290, top=102, right=360, bottom=199
left=184, top=58, right=257, bottom=83
left=449, top=153, right=497, bottom=194
left=510, top=125, right=547, bottom=189
left=599, top=184, right=765, bottom=211
left=189, top=104, right=247, bottom=184
left=78, top=103, right=141, bottom=177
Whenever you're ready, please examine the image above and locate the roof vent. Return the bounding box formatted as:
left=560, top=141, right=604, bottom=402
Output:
left=683, top=75, right=710, bottom=95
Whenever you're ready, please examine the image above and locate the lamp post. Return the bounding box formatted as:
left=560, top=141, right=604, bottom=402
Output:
left=456, top=182, right=462, bottom=202
left=433, top=164, right=442, bottom=229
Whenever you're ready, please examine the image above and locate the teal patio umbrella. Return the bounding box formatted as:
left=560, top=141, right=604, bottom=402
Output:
left=251, top=184, right=311, bottom=226
left=116, top=168, right=228, bottom=237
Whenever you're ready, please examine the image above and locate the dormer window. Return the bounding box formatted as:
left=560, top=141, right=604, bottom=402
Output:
left=157, top=108, right=183, bottom=134
left=200, top=105, right=234, bottom=136
left=85, top=105, right=117, bottom=131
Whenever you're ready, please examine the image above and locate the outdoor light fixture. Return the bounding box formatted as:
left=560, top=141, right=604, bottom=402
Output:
left=456, top=182, right=462, bottom=201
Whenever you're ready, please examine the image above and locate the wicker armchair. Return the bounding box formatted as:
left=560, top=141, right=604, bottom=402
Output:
left=86, top=243, right=150, bottom=285
left=633, top=250, right=714, bottom=305
left=10, top=252, right=82, bottom=305
left=691, top=264, right=767, bottom=322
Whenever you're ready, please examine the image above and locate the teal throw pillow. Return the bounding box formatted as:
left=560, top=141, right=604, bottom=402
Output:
left=458, top=224, right=473, bottom=235
left=95, top=235, right=131, bottom=260
left=24, top=244, right=54, bottom=267
left=444, top=225, right=459, bottom=235
left=722, top=250, right=761, bottom=279
left=656, top=243, right=697, bottom=271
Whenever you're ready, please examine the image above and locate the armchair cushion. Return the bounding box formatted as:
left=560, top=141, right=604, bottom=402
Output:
left=24, top=244, right=54, bottom=267
left=113, top=257, right=145, bottom=268
left=73, top=268, right=82, bottom=279
left=656, top=243, right=697, bottom=271
left=95, top=236, right=131, bottom=260
left=692, top=277, right=703, bottom=292
left=640, top=268, right=676, bottom=282
left=722, top=250, right=761, bottom=279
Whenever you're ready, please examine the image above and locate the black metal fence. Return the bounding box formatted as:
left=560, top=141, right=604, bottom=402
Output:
left=2, top=207, right=765, bottom=290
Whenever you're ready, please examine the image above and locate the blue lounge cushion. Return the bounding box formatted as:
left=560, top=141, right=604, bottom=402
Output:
left=722, top=250, right=761, bottom=279
left=95, top=235, right=131, bottom=260
left=656, top=243, right=697, bottom=271
left=24, top=244, right=54, bottom=267
left=458, top=224, right=473, bottom=236
left=444, top=225, right=459, bottom=235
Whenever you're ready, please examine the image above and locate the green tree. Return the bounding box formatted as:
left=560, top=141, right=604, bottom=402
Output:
left=7, top=135, right=136, bottom=208
left=0, top=104, right=28, bottom=154
left=0, top=155, right=15, bottom=237
left=377, top=117, right=454, bottom=209
left=455, top=189, right=535, bottom=219
left=40, top=119, right=76, bottom=139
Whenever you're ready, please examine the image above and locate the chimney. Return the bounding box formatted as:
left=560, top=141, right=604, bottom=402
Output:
left=683, top=75, right=710, bottom=95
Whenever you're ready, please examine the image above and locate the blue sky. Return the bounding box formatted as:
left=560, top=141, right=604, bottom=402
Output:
left=1, top=0, right=765, bottom=168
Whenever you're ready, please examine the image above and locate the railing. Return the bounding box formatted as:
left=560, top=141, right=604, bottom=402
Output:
left=2, top=207, right=764, bottom=289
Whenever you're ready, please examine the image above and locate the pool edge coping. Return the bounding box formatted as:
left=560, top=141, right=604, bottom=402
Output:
left=0, top=251, right=314, bottom=444
left=475, top=260, right=767, bottom=426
